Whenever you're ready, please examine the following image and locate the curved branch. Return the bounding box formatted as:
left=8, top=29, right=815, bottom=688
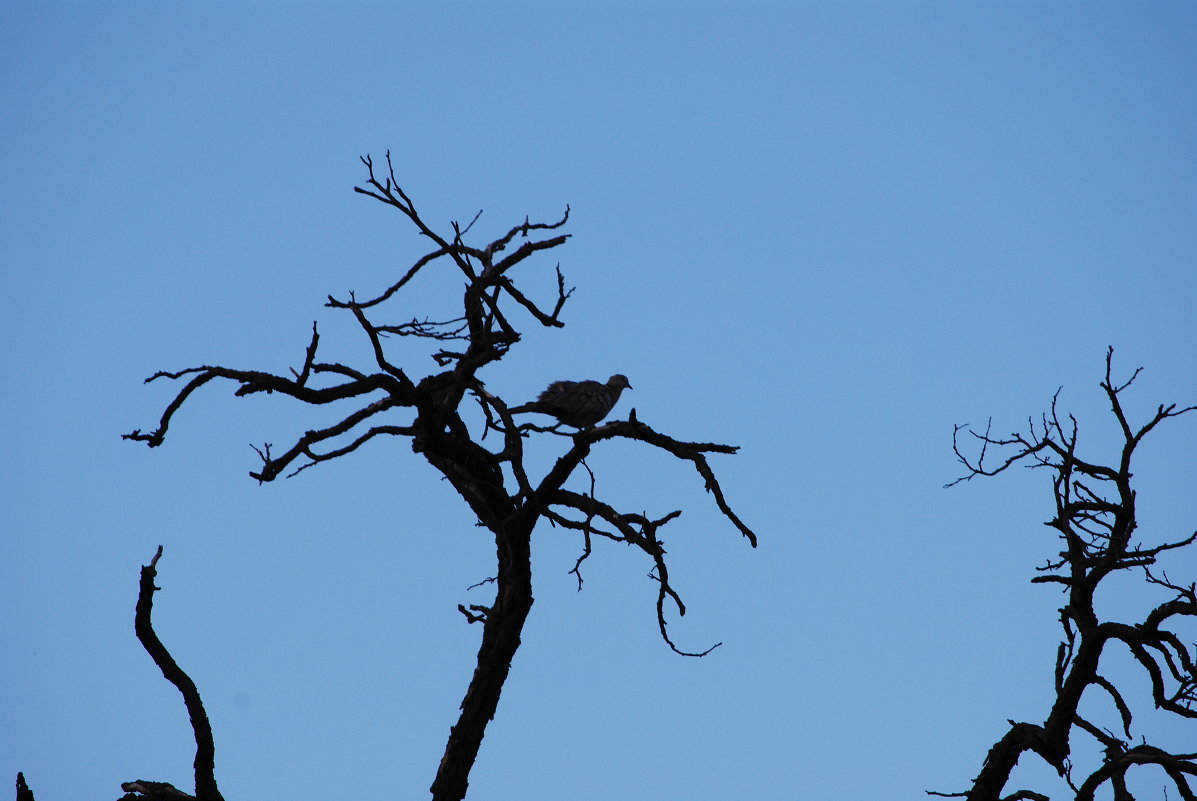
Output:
left=134, top=547, right=224, bottom=801
left=1088, top=674, right=1132, bottom=737
left=326, top=247, right=449, bottom=309
left=1075, top=743, right=1197, bottom=801
left=548, top=489, right=715, bottom=656
left=535, top=415, right=757, bottom=547
left=124, top=364, right=410, bottom=448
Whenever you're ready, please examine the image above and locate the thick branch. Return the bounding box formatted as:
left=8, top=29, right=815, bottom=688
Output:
left=1075, top=744, right=1197, bottom=801
left=133, top=547, right=223, bottom=801
left=15, top=774, right=34, bottom=801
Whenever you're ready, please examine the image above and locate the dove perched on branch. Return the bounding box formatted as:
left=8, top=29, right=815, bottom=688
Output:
left=510, top=374, right=632, bottom=428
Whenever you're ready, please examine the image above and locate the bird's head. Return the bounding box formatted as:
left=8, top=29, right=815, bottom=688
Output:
left=608, top=374, right=632, bottom=391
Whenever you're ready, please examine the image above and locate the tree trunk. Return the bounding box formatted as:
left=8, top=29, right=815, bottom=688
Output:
left=430, top=520, right=534, bottom=801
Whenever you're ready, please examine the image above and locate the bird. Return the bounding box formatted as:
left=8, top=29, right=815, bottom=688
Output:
left=509, top=374, right=632, bottom=428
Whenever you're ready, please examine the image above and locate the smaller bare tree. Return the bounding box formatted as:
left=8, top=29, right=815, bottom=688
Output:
left=935, top=348, right=1196, bottom=801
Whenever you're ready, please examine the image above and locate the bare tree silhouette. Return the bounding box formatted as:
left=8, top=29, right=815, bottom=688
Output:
left=113, top=153, right=756, bottom=800
left=935, top=348, right=1196, bottom=801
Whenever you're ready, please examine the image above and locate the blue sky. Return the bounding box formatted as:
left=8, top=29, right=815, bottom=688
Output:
left=2, top=3, right=1195, bottom=799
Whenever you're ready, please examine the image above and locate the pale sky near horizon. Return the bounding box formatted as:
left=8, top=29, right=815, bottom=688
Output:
left=2, top=3, right=1195, bottom=800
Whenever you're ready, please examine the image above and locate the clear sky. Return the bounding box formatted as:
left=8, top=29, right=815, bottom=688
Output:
left=2, top=3, right=1195, bottom=799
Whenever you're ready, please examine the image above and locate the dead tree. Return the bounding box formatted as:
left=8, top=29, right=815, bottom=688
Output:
left=935, top=348, right=1196, bottom=801
left=120, top=152, right=756, bottom=801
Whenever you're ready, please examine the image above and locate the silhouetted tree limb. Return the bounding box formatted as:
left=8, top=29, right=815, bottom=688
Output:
left=130, top=547, right=223, bottom=801
left=118, top=780, right=194, bottom=801
left=124, top=153, right=756, bottom=800
left=936, top=348, right=1196, bottom=801
left=15, top=774, right=34, bottom=801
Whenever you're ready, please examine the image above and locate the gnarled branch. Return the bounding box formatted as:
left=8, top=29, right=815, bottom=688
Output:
left=132, top=547, right=223, bottom=801
left=944, top=350, right=1196, bottom=800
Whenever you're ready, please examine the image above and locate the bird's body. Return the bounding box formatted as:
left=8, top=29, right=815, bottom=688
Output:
left=510, top=374, right=632, bottom=428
